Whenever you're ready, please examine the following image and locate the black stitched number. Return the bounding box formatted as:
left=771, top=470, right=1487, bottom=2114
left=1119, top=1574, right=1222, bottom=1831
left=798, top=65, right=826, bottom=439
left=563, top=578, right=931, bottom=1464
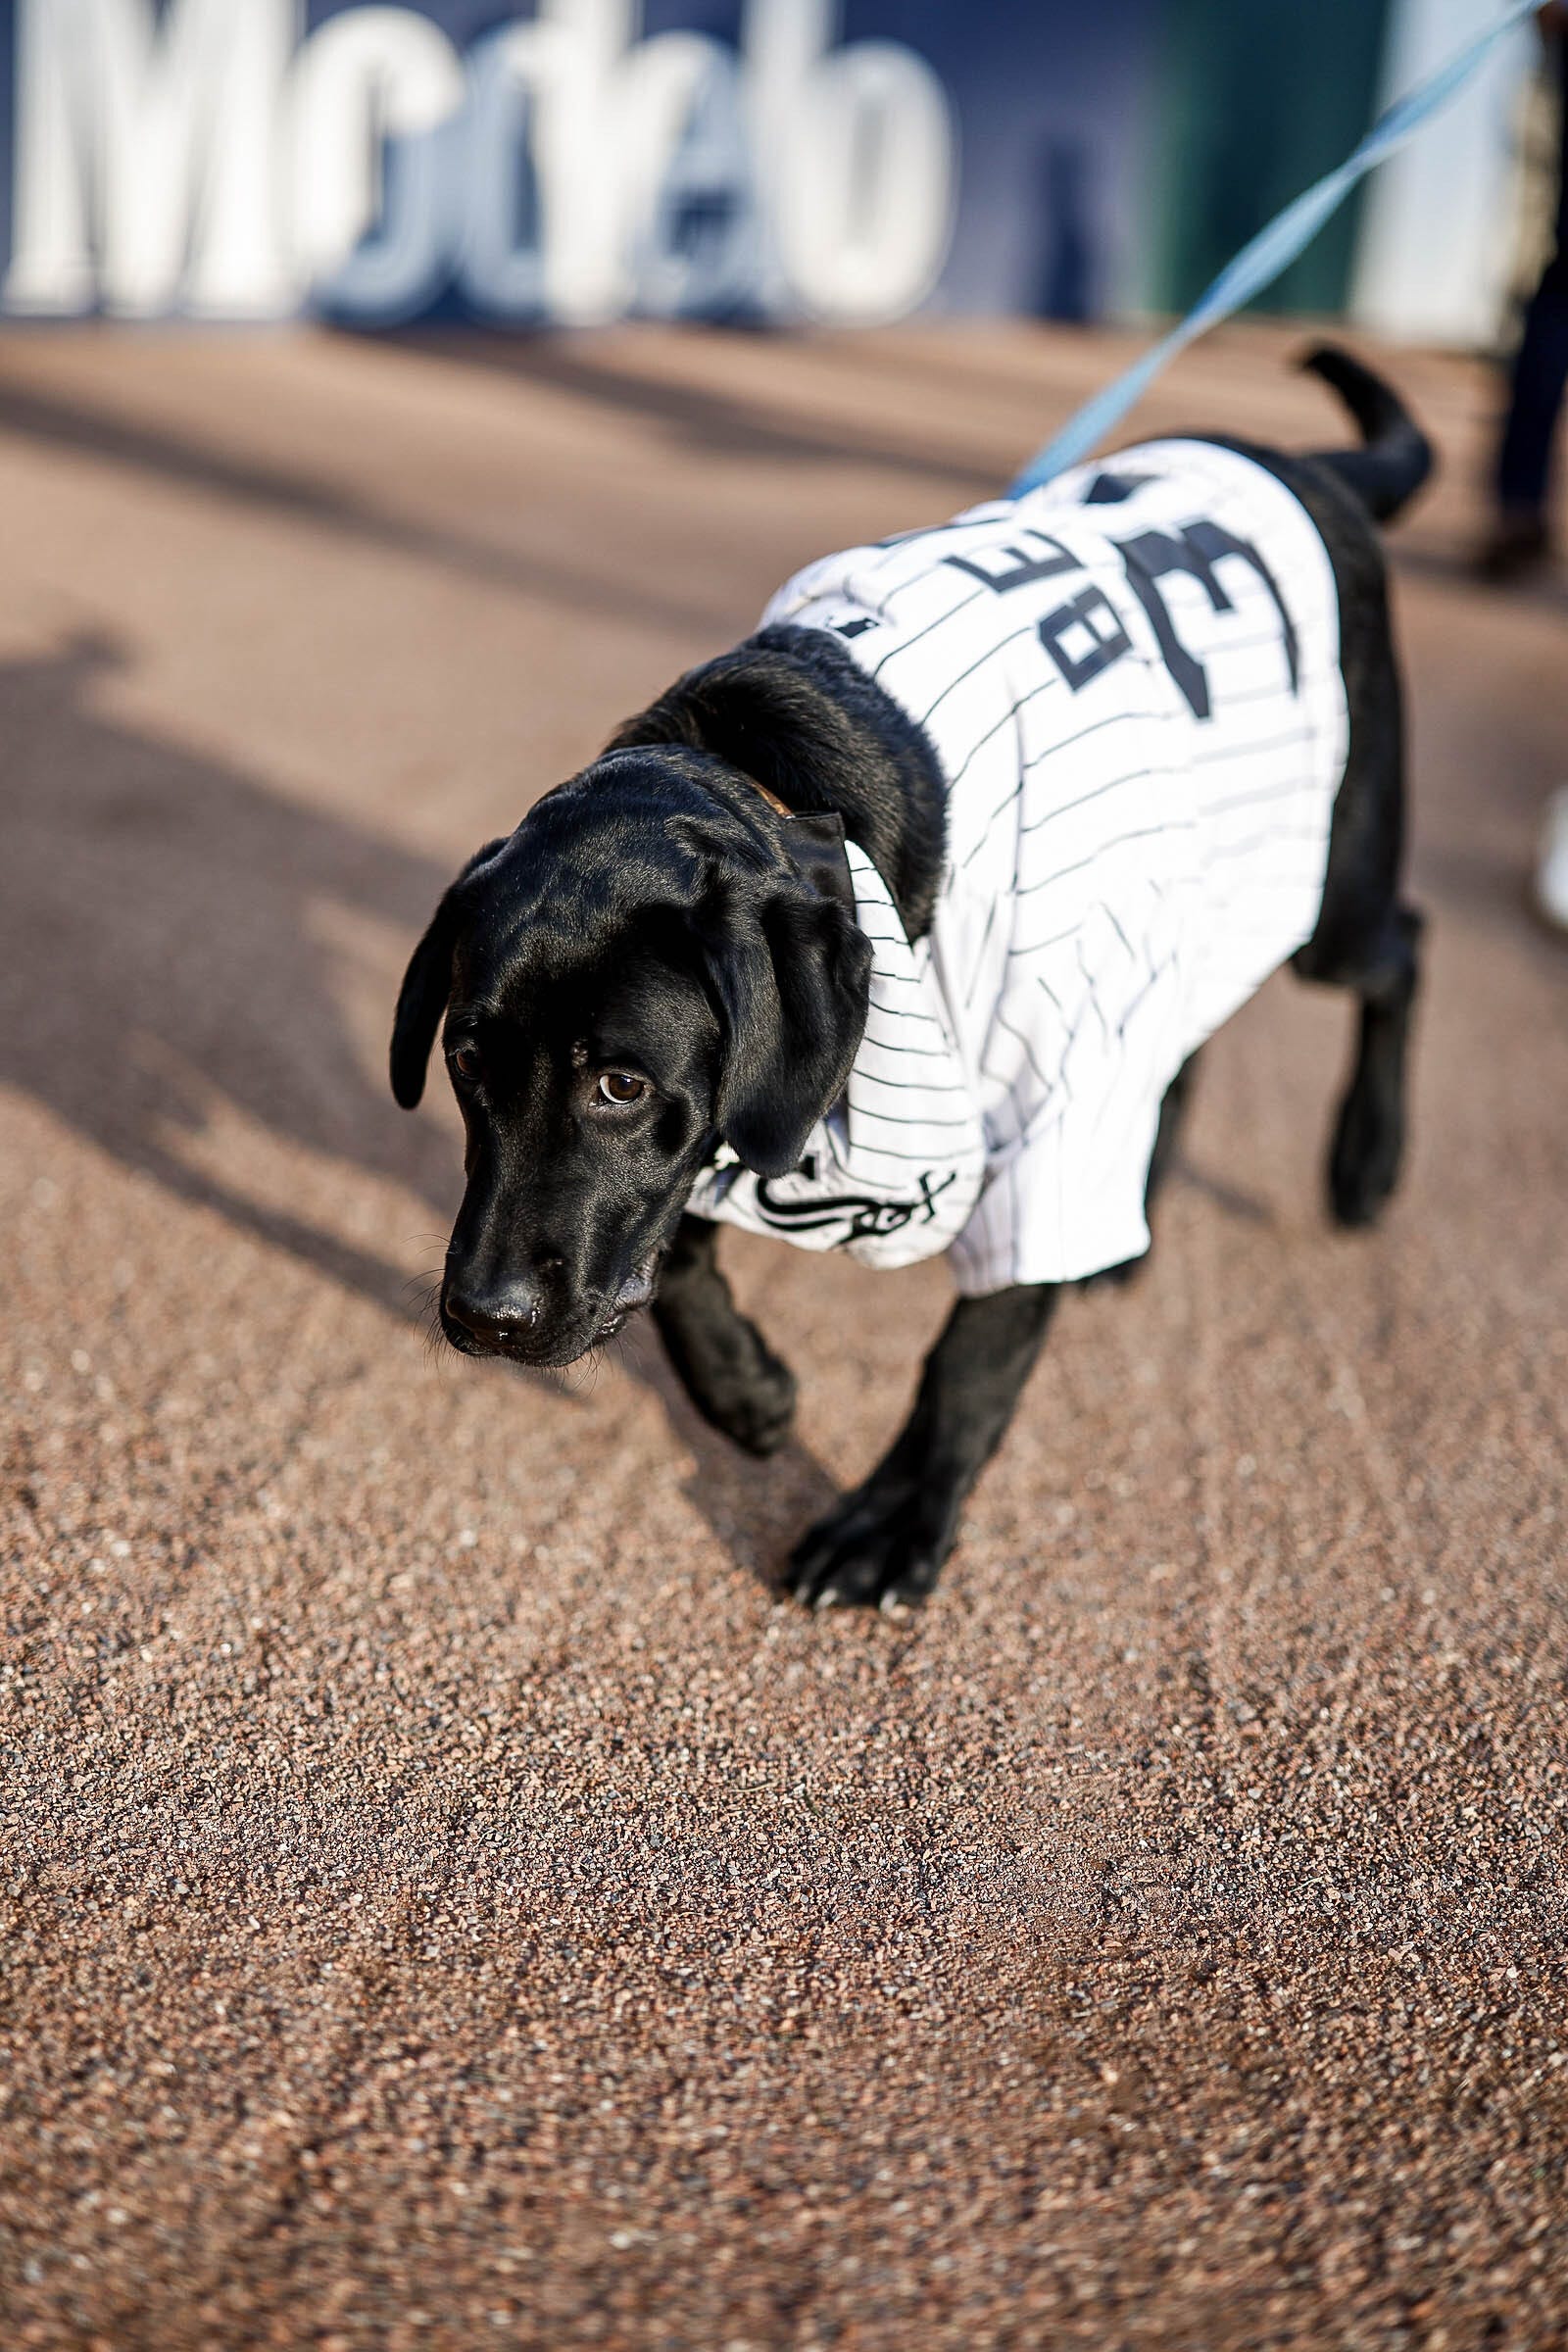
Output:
left=944, top=504, right=1300, bottom=710
left=1082, top=469, right=1149, bottom=505
left=1115, top=520, right=1300, bottom=719
left=945, top=529, right=1079, bottom=594
left=1036, top=584, right=1133, bottom=693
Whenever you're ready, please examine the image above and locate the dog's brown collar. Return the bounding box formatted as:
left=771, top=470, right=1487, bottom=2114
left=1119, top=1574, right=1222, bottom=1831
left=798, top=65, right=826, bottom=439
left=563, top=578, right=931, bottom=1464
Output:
left=730, top=771, right=858, bottom=921
left=738, top=772, right=793, bottom=819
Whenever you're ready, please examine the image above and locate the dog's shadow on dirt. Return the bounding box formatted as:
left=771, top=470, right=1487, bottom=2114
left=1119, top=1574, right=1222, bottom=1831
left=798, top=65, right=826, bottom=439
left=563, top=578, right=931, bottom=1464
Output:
left=1, top=630, right=832, bottom=1589
left=4, top=633, right=460, bottom=1317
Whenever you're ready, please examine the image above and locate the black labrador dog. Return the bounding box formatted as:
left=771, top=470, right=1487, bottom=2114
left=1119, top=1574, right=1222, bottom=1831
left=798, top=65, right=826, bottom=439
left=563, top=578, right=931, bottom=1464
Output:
left=392, top=347, right=1429, bottom=1610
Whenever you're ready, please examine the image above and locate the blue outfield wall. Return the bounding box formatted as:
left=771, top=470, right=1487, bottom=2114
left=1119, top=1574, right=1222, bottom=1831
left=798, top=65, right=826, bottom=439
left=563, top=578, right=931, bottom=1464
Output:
left=0, top=0, right=1163, bottom=326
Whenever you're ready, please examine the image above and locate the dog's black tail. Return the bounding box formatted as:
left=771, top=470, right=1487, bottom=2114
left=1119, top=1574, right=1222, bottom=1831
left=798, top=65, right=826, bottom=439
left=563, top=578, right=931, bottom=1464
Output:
left=1299, top=343, right=1434, bottom=525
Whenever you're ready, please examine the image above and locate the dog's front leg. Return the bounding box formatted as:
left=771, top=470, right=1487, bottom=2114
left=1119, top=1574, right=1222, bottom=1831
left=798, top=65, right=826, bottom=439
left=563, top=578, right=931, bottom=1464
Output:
left=787, top=1285, right=1058, bottom=1612
left=653, top=1216, right=798, bottom=1456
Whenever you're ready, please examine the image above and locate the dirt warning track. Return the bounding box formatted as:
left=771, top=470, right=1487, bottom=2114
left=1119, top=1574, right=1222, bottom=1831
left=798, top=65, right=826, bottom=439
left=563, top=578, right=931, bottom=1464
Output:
left=2, top=324, right=1566, bottom=2350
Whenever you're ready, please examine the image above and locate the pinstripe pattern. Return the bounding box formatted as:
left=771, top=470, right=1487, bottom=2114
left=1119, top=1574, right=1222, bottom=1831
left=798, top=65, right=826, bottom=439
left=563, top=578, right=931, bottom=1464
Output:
left=685, top=440, right=1348, bottom=1293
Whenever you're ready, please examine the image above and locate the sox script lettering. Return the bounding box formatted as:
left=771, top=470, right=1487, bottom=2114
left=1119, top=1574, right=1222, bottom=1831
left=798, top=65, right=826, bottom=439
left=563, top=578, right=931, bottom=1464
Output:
left=686, top=439, right=1348, bottom=1291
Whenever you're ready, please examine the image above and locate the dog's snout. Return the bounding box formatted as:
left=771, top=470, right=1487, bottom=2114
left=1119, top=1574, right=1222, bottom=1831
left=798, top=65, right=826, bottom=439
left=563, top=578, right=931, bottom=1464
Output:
left=444, top=1275, right=545, bottom=1352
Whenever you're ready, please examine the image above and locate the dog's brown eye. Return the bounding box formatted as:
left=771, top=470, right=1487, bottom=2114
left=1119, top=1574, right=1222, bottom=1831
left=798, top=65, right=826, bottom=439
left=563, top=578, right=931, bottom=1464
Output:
left=598, top=1071, right=646, bottom=1105
left=450, top=1043, right=481, bottom=1083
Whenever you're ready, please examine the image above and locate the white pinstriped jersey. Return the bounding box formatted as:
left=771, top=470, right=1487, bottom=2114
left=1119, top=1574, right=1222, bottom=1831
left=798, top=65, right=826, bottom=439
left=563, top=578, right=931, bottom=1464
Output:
left=685, top=439, right=1348, bottom=1294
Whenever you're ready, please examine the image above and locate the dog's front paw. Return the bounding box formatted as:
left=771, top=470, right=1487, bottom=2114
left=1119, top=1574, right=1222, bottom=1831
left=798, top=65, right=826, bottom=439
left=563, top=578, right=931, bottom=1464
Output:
left=709, top=1343, right=798, bottom=1457
left=659, top=1309, right=799, bottom=1457
left=786, top=1476, right=958, bottom=1613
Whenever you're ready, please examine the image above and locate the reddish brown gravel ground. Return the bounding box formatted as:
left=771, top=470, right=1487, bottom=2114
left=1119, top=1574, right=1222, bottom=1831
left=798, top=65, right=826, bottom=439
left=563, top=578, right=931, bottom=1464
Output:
left=2, top=324, right=1565, bottom=2352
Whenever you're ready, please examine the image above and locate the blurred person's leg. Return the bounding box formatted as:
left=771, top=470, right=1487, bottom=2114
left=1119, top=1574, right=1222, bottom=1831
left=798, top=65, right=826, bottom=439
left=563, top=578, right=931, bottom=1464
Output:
left=1537, top=788, right=1568, bottom=932
left=1482, top=23, right=1568, bottom=578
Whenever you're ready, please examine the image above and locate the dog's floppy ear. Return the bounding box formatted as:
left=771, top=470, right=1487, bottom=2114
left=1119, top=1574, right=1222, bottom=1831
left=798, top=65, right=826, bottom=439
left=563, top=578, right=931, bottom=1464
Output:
left=390, top=839, right=506, bottom=1109
left=706, top=882, right=871, bottom=1177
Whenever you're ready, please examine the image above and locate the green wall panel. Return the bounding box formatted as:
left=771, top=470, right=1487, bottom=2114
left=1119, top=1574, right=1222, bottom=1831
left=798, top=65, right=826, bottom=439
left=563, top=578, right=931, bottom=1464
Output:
left=1148, top=0, right=1396, bottom=317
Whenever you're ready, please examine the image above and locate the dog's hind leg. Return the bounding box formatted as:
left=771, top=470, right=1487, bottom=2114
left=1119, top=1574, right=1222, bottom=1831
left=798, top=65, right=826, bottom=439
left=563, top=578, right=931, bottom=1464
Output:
left=1295, top=906, right=1423, bottom=1229
left=1082, top=1047, right=1202, bottom=1290
left=1327, top=906, right=1423, bottom=1228
left=1145, top=1047, right=1202, bottom=1218
left=1211, top=402, right=1428, bottom=1240
left=653, top=1216, right=798, bottom=1456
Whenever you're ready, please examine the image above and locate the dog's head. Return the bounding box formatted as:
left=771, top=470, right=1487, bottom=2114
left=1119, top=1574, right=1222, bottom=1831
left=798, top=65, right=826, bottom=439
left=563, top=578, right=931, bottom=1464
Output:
left=391, top=748, right=870, bottom=1367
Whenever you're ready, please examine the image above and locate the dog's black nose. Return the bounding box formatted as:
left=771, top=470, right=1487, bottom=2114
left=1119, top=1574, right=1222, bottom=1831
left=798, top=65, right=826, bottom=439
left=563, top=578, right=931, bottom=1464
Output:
left=444, top=1280, right=543, bottom=1351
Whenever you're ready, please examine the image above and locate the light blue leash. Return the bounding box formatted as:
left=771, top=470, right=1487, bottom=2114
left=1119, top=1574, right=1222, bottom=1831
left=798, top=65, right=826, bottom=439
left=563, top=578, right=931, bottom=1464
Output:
left=1009, top=0, right=1543, bottom=494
